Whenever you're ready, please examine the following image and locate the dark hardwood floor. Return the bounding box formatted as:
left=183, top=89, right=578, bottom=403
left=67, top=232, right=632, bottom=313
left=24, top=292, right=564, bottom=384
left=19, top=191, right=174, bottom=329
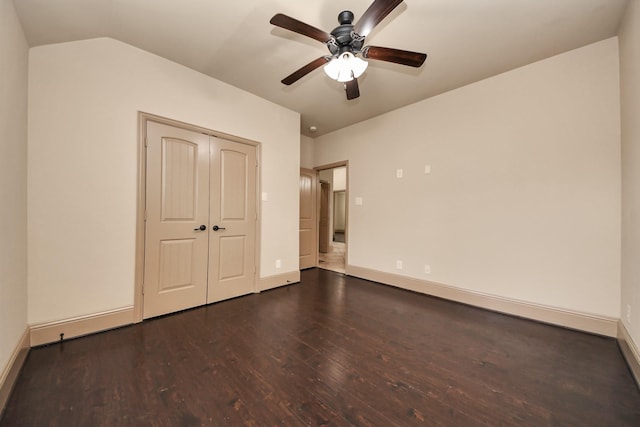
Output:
left=2, top=268, right=639, bottom=426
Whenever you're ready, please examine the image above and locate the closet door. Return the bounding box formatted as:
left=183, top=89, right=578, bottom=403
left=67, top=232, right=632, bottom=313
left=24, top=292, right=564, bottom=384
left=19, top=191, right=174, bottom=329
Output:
left=143, top=122, right=210, bottom=319
left=207, top=137, right=257, bottom=303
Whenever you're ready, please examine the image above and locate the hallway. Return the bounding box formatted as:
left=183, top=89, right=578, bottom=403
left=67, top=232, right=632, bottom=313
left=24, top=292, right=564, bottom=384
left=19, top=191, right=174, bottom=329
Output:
left=318, top=240, right=345, bottom=274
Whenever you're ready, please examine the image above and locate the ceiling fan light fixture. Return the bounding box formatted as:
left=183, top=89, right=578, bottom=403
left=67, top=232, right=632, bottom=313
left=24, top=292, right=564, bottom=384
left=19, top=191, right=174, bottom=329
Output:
left=271, top=1, right=427, bottom=100
left=323, top=52, right=368, bottom=82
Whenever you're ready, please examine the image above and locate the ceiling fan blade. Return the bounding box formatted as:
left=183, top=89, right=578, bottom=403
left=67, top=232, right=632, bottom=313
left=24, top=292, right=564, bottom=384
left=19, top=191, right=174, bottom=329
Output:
left=345, top=79, right=360, bottom=100
left=281, top=57, right=329, bottom=85
left=270, top=13, right=332, bottom=43
left=363, top=46, right=427, bottom=67
left=354, top=0, right=404, bottom=37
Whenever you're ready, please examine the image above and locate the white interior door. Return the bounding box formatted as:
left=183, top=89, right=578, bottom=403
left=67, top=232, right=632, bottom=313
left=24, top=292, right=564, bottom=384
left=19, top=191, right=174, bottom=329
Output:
left=144, top=121, right=210, bottom=319
left=207, top=137, right=257, bottom=303
left=299, top=168, right=318, bottom=269
left=144, top=121, right=258, bottom=318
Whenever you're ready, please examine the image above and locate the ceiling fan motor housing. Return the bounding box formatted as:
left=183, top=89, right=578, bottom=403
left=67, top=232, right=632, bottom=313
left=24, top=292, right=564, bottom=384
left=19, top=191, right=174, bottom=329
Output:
left=328, top=11, right=364, bottom=56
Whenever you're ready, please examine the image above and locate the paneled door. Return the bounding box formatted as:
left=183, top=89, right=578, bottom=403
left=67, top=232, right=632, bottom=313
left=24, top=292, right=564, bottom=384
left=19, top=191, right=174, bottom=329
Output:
left=299, top=168, right=318, bottom=269
left=207, top=137, right=257, bottom=303
left=144, top=121, right=257, bottom=319
left=144, top=122, right=210, bottom=319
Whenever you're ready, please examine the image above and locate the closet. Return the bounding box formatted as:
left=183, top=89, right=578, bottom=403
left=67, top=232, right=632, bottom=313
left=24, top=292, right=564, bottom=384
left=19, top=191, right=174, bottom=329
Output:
left=143, top=120, right=257, bottom=319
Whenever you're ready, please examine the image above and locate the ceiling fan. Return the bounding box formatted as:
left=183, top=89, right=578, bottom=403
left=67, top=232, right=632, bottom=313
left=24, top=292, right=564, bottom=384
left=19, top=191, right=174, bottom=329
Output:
left=270, top=0, right=427, bottom=100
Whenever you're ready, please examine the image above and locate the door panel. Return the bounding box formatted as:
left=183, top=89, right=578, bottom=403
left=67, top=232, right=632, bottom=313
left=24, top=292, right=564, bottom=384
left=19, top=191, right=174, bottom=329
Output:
left=300, top=229, right=315, bottom=260
left=161, top=139, right=198, bottom=220
left=208, top=138, right=256, bottom=303
left=158, top=239, right=196, bottom=292
left=299, top=168, right=317, bottom=269
left=144, top=122, right=210, bottom=319
left=218, top=235, right=246, bottom=279
left=220, top=150, right=247, bottom=220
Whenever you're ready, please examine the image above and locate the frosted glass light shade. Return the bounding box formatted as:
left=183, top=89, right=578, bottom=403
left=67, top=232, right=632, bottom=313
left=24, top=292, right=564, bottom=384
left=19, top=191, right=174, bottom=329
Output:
left=323, top=52, right=368, bottom=82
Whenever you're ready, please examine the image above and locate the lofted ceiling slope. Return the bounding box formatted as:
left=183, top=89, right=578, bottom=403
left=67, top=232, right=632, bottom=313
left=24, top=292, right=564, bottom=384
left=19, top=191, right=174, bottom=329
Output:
left=13, top=0, right=629, bottom=136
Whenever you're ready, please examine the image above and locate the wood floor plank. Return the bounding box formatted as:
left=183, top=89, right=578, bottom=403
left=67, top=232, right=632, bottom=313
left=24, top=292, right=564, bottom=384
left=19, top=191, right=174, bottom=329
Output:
left=2, top=268, right=639, bottom=426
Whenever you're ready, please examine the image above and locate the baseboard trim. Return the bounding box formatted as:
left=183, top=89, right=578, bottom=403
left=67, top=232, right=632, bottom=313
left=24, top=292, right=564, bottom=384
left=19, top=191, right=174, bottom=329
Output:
left=0, top=327, right=30, bottom=417
left=30, top=307, right=135, bottom=347
left=346, top=265, right=618, bottom=337
left=258, top=271, right=300, bottom=292
left=618, top=321, right=640, bottom=387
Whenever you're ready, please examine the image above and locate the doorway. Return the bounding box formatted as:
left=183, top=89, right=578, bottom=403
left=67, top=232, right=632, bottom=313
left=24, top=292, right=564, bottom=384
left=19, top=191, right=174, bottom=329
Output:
left=138, top=116, right=258, bottom=320
left=317, top=163, right=347, bottom=273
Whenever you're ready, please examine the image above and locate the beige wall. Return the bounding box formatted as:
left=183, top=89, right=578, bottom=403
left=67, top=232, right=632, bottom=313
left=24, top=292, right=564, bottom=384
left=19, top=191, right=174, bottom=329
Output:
left=0, top=0, right=28, bottom=376
left=315, top=38, right=621, bottom=317
left=27, top=38, right=300, bottom=325
left=620, top=0, right=640, bottom=351
left=300, top=135, right=315, bottom=169
left=333, top=167, right=346, bottom=191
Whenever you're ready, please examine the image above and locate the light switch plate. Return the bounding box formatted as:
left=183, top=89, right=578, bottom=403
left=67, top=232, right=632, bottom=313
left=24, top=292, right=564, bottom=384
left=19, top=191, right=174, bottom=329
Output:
left=355, top=197, right=363, bottom=205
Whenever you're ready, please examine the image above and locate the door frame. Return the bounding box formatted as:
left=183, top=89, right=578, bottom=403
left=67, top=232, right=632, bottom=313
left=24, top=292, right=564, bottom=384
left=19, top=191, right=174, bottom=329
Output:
left=134, top=112, right=262, bottom=323
left=314, top=161, right=349, bottom=269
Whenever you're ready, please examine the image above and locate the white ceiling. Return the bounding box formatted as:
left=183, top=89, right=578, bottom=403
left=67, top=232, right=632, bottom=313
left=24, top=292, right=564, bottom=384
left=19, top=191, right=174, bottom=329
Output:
left=13, top=0, right=629, bottom=136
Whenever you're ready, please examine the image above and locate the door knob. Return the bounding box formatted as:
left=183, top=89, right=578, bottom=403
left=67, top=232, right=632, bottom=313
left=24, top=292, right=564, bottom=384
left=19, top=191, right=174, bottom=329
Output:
left=194, top=224, right=207, bottom=231
left=212, top=225, right=226, bottom=231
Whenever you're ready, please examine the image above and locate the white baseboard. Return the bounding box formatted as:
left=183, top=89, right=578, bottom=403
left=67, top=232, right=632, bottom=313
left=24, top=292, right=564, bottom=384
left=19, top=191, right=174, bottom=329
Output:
left=346, top=265, right=618, bottom=337
left=258, top=271, right=300, bottom=292
left=30, top=307, right=135, bottom=347
left=618, top=321, right=640, bottom=387
left=29, top=273, right=303, bottom=348
left=0, top=327, right=30, bottom=416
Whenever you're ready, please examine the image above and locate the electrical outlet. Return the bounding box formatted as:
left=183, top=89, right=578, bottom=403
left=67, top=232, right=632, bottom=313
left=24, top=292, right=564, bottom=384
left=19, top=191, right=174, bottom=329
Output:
left=424, top=264, right=431, bottom=274
left=627, top=304, right=632, bottom=323
left=424, top=164, right=431, bottom=174
left=275, top=259, right=281, bottom=269
left=396, top=169, right=403, bottom=178
left=396, top=260, right=403, bottom=270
